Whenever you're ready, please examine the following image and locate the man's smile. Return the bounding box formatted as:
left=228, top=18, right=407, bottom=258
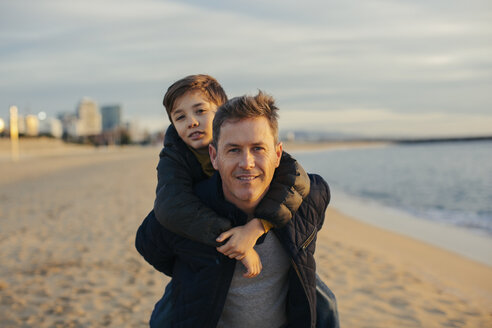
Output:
left=236, top=174, right=260, bottom=181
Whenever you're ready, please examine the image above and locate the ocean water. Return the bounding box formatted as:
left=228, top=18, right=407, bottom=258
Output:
left=293, top=140, right=492, bottom=237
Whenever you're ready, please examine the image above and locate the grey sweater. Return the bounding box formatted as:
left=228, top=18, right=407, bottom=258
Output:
left=217, top=232, right=291, bottom=328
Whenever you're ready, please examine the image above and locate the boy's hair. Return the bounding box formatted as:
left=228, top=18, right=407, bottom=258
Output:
left=212, top=90, right=279, bottom=147
left=163, top=74, right=228, bottom=122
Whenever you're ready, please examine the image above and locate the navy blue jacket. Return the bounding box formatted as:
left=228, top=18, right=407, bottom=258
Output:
left=136, top=172, right=330, bottom=328
left=154, top=125, right=311, bottom=247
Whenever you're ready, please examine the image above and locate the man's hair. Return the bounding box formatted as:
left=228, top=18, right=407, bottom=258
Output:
left=212, top=91, right=279, bottom=147
left=163, top=74, right=228, bottom=122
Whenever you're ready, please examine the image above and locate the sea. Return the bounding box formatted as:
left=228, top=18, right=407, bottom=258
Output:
left=293, top=140, right=492, bottom=238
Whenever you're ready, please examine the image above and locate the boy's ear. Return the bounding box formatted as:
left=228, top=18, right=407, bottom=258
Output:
left=209, top=144, right=219, bottom=170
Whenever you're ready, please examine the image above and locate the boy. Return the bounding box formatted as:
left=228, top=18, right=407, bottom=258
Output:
left=149, top=74, right=310, bottom=276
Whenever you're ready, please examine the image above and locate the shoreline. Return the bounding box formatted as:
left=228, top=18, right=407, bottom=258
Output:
left=331, top=190, right=492, bottom=267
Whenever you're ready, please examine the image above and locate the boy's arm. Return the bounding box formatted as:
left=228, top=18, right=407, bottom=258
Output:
left=216, top=218, right=265, bottom=259
left=240, top=249, right=262, bottom=278
left=255, top=151, right=311, bottom=228
left=154, top=145, right=233, bottom=247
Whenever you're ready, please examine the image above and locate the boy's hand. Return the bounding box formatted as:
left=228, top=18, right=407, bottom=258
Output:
left=216, top=218, right=265, bottom=259
left=240, top=249, right=262, bottom=278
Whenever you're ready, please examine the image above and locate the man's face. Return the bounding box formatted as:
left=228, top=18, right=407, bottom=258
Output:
left=171, top=91, right=217, bottom=154
left=209, top=117, right=282, bottom=213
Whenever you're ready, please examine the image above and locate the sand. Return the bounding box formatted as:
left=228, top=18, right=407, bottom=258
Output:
left=318, top=210, right=492, bottom=327
left=0, top=139, right=491, bottom=327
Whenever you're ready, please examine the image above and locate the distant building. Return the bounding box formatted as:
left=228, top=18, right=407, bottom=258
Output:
left=125, top=120, right=145, bottom=143
left=39, top=118, right=63, bottom=138
left=17, top=115, right=26, bottom=135
left=25, top=115, right=39, bottom=137
left=58, top=112, right=79, bottom=137
left=0, top=118, right=5, bottom=134
left=76, top=98, right=102, bottom=136
left=101, top=104, right=122, bottom=131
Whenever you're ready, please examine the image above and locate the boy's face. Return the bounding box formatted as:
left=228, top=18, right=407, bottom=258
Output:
left=171, top=91, right=217, bottom=153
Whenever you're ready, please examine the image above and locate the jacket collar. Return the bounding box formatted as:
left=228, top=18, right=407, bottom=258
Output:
left=164, top=124, right=186, bottom=149
left=194, top=172, right=248, bottom=227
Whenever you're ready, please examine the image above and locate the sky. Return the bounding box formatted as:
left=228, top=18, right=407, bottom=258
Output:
left=1, top=0, right=491, bottom=138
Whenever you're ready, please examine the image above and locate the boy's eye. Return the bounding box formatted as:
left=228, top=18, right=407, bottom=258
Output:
left=196, top=108, right=206, bottom=114
left=175, top=115, right=185, bottom=121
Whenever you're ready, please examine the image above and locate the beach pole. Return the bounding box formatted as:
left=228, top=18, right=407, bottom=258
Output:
left=10, top=106, right=20, bottom=162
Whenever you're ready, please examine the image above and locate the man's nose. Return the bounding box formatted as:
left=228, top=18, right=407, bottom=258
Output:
left=239, top=150, right=255, bottom=169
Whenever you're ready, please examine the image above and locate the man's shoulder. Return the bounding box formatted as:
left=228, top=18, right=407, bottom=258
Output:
left=277, top=174, right=329, bottom=246
left=136, top=210, right=218, bottom=257
left=136, top=210, right=176, bottom=250
left=306, top=173, right=330, bottom=208
left=292, top=173, right=330, bottom=226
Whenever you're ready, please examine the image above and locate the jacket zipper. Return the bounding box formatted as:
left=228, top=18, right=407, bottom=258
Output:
left=300, top=227, right=317, bottom=251
left=294, top=227, right=317, bottom=326
left=273, top=230, right=313, bottom=325
left=291, top=259, right=303, bottom=280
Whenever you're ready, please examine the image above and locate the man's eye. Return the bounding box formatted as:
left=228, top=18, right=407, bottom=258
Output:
left=253, top=147, right=265, bottom=151
left=228, top=148, right=239, bottom=153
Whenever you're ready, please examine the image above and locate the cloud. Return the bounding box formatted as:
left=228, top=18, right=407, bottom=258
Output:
left=0, top=0, right=491, bottom=137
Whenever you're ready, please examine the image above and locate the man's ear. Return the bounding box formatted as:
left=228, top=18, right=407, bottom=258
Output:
left=209, top=144, right=219, bottom=170
left=275, top=142, right=283, bottom=168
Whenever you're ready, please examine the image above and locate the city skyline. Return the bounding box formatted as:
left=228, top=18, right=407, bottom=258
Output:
left=1, top=0, right=491, bottom=137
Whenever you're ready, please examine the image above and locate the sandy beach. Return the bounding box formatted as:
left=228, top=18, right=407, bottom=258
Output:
left=0, top=139, right=491, bottom=327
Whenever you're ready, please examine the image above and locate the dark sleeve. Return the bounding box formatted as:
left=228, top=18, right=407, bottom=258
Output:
left=254, top=151, right=311, bottom=228
left=307, top=174, right=331, bottom=230
left=135, top=210, right=175, bottom=277
left=153, top=147, right=232, bottom=247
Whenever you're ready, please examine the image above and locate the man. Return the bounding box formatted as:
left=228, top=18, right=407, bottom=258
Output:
left=136, top=91, right=337, bottom=327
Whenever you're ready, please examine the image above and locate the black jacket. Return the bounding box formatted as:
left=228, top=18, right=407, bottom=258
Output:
left=153, top=125, right=311, bottom=246
left=136, top=172, right=330, bottom=328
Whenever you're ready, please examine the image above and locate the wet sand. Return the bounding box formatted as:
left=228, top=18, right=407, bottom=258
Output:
left=0, top=140, right=491, bottom=327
